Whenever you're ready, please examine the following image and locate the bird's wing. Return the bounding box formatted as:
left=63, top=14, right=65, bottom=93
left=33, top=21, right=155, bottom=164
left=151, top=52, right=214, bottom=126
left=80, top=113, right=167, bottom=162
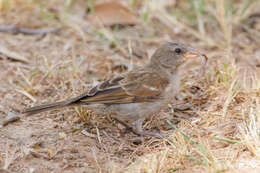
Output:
left=121, top=70, right=169, bottom=96
left=72, top=69, right=169, bottom=105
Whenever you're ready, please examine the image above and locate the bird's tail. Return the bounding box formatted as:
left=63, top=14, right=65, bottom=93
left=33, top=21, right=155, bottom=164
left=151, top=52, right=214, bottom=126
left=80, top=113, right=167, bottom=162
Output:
left=22, top=100, right=75, bottom=116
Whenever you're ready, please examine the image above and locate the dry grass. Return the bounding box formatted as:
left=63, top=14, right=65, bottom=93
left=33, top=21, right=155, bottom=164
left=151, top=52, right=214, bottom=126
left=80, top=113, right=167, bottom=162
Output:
left=0, top=0, right=260, bottom=172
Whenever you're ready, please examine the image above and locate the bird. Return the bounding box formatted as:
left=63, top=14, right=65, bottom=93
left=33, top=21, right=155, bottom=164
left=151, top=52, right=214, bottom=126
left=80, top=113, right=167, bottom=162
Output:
left=23, top=42, right=201, bottom=138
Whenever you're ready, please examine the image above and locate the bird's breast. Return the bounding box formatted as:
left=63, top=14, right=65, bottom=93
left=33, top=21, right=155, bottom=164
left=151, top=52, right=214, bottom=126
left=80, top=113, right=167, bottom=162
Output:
left=163, top=73, right=180, bottom=100
left=105, top=101, right=165, bottom=123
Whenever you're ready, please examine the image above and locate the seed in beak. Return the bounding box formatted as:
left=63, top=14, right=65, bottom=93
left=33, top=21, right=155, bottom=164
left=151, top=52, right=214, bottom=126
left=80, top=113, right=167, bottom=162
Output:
left=184, top=52, right=201, bottom=58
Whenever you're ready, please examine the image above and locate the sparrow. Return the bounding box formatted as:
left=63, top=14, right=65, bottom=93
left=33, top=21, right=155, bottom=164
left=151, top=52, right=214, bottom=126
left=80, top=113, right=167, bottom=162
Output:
left=23, top=42, right=201, bottom=138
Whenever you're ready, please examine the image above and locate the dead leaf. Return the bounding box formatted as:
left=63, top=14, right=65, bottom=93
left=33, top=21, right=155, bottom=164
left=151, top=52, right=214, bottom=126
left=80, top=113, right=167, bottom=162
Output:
left=48, top=148, right=53, bottom=158
left=32, top=144, right=41, bottom=151
left=88, top=1, right=138, bottom=27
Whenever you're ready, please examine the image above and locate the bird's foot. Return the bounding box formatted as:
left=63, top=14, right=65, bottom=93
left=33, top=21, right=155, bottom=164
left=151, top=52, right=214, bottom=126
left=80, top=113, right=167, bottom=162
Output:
left=129, top=130, right=165, bottom=144
left=131, top=118, right=165, bottom=138
left=131, top=128, right=165, bottom=139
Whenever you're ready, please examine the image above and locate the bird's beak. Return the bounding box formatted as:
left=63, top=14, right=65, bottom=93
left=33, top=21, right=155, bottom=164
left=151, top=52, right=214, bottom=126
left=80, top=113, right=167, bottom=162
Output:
left=184, top=49, right=201, bottom=58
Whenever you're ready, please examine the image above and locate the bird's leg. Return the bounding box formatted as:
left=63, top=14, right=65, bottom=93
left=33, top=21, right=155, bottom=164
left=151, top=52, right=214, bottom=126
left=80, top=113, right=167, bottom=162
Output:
left=113, top=117, right=133, bottom=133
left=131, top=118, right=165, bottom=138
left=114, top=117, right=164, bottom=138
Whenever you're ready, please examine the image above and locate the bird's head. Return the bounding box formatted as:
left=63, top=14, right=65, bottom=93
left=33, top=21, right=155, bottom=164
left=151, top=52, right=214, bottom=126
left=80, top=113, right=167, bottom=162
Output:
left=151, top=42, right=201, bottom=72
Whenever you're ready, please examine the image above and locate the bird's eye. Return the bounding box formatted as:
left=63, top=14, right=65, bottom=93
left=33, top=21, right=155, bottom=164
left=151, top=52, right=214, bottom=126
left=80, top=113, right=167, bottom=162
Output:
left=174, top=48, right=182, bottom=54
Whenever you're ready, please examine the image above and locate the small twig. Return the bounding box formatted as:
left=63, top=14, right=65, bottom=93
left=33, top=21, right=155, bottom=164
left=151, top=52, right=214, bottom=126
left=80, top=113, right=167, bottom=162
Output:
left=30, top=150, right=51, bottom=160
left=81, top=129, right=97, bottom=138
left=0, top=45, right=29, bottom=63
left=96, top=126, right=102, bottom=144
left=199, top=54, right=208, bottom=78
left=15, top=89, right=36, bottom=102
left=0, top=25, right=60, bottom=35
